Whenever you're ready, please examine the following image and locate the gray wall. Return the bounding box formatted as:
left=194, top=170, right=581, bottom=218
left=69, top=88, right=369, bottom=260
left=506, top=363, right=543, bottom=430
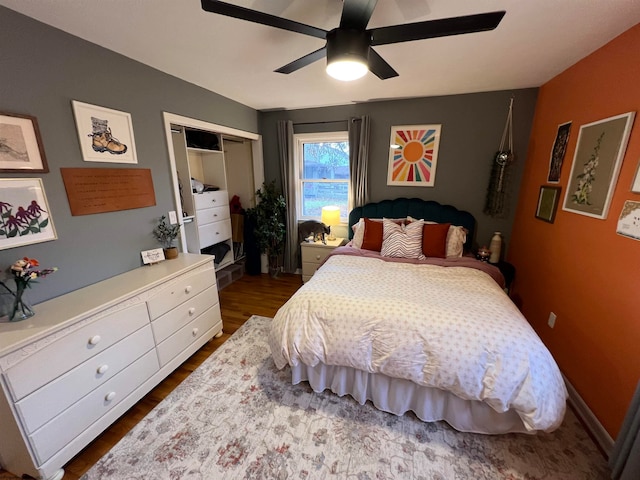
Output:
left=258, top=88, right=538, bottom=250
left=0, top=7, right=258, bottom=303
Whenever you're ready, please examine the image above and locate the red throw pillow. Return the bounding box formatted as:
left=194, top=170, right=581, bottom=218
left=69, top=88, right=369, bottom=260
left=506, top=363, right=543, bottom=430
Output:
left=361, top=218, right=384, bottom=251
left=422, top=223, right=451, bottom=258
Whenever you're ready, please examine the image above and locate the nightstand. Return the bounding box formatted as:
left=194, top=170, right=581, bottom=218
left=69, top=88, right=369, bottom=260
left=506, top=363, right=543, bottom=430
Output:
left=301, top=237, right=345, bottom=283
left=494, top=260, right=515, bottom=294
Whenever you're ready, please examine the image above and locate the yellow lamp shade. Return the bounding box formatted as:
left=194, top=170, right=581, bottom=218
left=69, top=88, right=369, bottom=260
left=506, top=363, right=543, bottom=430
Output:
left=321, top=206, right=341, bottom=240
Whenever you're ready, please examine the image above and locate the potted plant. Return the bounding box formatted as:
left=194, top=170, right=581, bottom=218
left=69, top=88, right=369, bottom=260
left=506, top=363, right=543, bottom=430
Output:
left=153, top=215, right=181, bottom=259
left=245, top=180, right=286, bottom=277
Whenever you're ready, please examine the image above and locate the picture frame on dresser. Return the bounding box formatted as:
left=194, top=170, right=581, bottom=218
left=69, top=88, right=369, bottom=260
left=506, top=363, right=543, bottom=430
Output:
left=0, top=111, right=49, bottom=173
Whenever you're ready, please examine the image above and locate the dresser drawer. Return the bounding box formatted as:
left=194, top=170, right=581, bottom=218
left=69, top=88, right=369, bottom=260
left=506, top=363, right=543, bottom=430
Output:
left=198, top=219, right=232, bottom=249
left=151, top=285, right=219, bottom=344
left=29, top=349, right=159, bottom=465
left=196, top=205, right=230, bottom=226
left=4, top=302, right=150, bottom=401
left=156, top=305, right=222, bottom=367
left=146, top=265, right=216, bottom=320
left=302, top=262, right=321, bottom=279
left=301, top=246, right=334, bottom=265
left=193, top=190, right=228, bottom=210
left=15, top=325, right=155, bottom=434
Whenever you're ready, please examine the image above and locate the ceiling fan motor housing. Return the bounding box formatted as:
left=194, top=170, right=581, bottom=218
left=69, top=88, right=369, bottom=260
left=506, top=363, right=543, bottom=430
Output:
left=326, top=29, right=371, bottom=65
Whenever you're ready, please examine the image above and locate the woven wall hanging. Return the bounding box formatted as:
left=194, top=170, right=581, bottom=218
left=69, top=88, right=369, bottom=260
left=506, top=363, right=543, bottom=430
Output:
left=484, top=96, right=515, bottom=217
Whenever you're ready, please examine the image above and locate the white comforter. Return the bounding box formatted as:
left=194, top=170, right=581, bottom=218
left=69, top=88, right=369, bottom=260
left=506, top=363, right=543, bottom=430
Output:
left=269, top=254, right=567, bottom=432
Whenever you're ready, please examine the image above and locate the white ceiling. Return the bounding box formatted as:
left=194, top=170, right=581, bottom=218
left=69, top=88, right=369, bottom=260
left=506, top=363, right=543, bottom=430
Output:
left=3, top=0, right=640, bottom=111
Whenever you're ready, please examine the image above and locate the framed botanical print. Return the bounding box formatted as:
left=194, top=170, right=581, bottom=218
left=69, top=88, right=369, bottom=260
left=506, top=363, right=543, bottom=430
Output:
left=562, top=112, right=635, bottom=219
left=0, top=178, right=57, bottom=250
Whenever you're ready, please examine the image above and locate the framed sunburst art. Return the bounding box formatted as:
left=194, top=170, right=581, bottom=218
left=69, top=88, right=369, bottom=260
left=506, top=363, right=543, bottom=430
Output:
left=387, top=124, right=442, bottom=186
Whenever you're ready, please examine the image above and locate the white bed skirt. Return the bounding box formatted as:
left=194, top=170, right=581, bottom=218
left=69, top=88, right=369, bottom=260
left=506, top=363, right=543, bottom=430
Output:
left=291, top=362, right=533, bottom=435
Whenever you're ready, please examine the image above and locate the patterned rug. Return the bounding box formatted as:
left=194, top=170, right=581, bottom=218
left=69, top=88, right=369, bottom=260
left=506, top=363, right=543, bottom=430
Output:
left=82, top=316, right=609, bottom=479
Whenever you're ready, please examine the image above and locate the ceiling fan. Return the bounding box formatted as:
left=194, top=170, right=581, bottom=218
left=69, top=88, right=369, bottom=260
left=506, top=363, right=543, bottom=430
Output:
left=201, top=0, right=505, bottom=81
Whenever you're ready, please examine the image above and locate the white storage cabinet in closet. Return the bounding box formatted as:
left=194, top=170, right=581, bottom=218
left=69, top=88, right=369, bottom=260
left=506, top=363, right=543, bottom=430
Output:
left=171, top=127, right=234, bottom=270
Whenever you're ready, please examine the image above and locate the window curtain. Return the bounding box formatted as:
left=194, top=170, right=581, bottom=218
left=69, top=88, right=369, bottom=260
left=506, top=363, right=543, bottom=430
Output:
left=277, top=120, right=297, bottom=274
left=610, top=379, right=640, bottom=480
left=348, top=115, right=370, bottom=208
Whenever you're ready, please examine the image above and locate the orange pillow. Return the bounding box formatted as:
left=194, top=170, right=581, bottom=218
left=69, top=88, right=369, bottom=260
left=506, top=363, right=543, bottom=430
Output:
left=422, top=223, right=451, bottom=258
left=361, top=218, right=384, bottom=251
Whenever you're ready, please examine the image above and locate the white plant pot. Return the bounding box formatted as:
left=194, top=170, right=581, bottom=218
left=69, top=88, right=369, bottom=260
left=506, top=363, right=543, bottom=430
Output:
left=260, top=253, right=269, bottom=274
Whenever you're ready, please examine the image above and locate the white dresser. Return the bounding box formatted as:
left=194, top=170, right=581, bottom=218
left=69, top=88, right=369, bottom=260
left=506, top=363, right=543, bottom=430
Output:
left=0, top=254, right=222, bottom=480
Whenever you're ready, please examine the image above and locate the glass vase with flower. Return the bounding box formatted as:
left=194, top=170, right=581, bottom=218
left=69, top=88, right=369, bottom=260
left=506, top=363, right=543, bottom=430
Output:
left=0, top=257, right=57, bottom=322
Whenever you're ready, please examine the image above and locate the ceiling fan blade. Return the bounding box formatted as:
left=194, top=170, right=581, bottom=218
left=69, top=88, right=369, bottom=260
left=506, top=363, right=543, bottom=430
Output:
left=370, top=11, right=505, bottom=46
left=368, top=48, right=399, bottom=79
left=340, top=0, right=378, bottom=30
left=275, top=47, right=327, bottom=74
left=201, top=0, right=327, bottom=39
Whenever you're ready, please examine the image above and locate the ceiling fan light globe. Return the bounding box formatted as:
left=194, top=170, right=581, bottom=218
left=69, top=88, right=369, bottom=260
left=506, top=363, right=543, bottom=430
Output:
left=326, top=59, right=368, bottom=81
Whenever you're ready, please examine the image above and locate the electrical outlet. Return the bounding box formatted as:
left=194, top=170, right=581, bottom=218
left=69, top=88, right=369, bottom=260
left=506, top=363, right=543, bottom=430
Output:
left=548, top=312, right=557, bottom=328
left=168, top=210, right=178, bottom=225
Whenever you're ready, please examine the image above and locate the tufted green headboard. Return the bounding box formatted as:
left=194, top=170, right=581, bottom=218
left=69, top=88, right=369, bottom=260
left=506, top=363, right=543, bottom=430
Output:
left=348, top=198, right=476, bottom=251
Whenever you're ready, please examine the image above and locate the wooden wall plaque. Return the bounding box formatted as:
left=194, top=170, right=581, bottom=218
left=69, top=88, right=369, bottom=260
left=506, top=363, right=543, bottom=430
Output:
left=61, top=167, right=156, bottom=216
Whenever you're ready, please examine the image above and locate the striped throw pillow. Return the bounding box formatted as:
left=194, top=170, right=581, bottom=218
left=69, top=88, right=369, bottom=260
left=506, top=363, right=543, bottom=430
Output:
left=380, top=218, right=425, bottom=259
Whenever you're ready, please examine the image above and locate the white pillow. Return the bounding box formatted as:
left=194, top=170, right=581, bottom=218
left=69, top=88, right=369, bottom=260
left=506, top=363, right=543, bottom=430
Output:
left=445, top=225, right=467, bottom=258
left=380, top=218, right=425, bottom=259
left=351, top=219, right=365, bottom=248
left=407, top=216, right=466, bottom=258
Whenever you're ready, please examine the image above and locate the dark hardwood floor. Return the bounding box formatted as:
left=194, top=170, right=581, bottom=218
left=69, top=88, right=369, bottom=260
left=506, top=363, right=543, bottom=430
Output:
left=1, top=272, right=302, bottom=480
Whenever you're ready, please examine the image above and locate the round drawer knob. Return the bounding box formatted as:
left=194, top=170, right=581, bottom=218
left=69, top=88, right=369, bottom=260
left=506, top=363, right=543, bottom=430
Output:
left=214, top=214, right=218, bottom=217
left=192, top=328, right=199, bottom=337
left=97, top=364, right=109, bottom=374
left=188, top=307, right=196, bottom=316
left=315, top=255, right=321, bottom=260
left=185, top=285, right=192, bottom=294
left=105, top=391, right=116, bottom=402
left=88, top=335, right=101, bottom=346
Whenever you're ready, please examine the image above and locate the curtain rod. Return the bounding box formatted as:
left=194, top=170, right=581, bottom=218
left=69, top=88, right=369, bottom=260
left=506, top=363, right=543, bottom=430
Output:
left=293, top=119, right=347, bottom=126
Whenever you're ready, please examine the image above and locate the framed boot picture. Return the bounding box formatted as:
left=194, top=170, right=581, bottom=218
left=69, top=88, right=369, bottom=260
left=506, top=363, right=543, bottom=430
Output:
left=72, top=100, right=138, bottom=164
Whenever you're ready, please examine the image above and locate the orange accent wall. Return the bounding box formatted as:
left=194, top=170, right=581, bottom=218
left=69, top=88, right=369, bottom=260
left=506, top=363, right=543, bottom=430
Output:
left=509, top=24, right=640, bottom=439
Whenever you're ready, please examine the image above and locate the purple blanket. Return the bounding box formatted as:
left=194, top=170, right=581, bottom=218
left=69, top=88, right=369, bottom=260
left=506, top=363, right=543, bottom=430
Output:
left=324, top=246, right=506, bottom=288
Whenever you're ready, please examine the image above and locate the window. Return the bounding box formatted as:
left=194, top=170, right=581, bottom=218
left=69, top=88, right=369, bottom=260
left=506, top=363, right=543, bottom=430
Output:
left=294, top=131, right=350, bottom=221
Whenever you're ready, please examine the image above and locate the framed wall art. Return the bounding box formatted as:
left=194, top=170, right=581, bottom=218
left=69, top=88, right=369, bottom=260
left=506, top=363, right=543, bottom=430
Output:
left=72, top=100, right=138, bottom=164
left=535, top=185, right=562, bottom=223
left=387, top=124, right=441, bottom=186
left=0, top=178, right=57, bottom=251
left=616, top=200, right=640, bottom=241
left=631, top=160, right=640, bottom=193
left=0, top=112, right=49, bottom=173
left=547, top=121, right=571, bottom=183
left=562, top=112, right=635, bottom=219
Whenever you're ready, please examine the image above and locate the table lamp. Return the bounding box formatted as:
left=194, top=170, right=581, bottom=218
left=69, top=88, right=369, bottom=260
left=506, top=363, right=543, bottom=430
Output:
left=321, top=206, right=340, bottom=241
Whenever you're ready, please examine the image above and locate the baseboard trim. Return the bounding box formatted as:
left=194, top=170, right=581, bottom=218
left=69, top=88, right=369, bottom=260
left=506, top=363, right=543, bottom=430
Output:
left=563, top=374, right=614, bottom=457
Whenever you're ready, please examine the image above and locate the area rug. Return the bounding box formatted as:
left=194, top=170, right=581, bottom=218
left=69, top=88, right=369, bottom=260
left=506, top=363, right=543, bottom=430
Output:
left=81, top=315, right=609, bottom=480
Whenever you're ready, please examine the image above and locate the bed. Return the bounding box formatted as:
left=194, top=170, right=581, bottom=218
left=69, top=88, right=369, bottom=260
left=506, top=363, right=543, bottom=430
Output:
left=268, top=198, right=567, bottom=434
